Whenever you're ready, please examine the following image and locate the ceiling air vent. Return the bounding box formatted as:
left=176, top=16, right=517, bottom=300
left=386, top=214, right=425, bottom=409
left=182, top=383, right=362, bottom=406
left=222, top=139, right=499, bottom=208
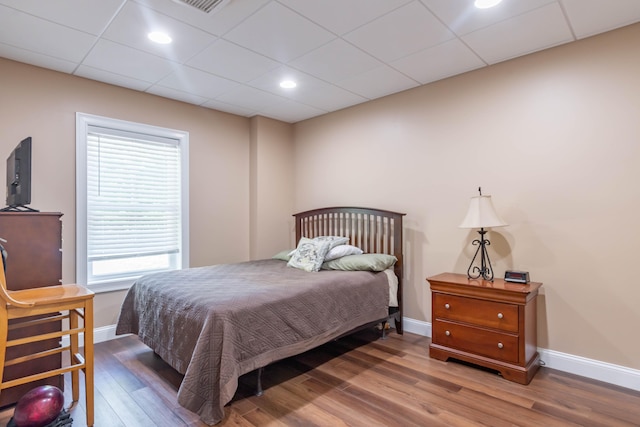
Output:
left=174, top=0, right=231, bottom=13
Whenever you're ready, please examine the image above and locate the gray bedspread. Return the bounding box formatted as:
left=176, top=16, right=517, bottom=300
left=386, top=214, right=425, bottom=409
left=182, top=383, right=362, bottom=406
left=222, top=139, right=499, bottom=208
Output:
left=115, top=259, right=389, bottom=425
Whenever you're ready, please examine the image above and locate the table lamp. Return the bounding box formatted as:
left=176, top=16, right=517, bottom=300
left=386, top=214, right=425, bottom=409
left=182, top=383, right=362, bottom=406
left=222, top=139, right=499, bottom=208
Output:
left=459, top=187, right=507, bottom=281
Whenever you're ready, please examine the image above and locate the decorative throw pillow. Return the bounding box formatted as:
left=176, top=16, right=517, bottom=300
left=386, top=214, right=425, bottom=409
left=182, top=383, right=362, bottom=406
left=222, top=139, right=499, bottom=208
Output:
left=287, top=236, right=349, bottom=258
left=323, top=244, right=363, bottom=261
left=287, top=237, right=332, bottom=272
left=312, top=235, right=349, bottom=250
left=321, top=253, right=397, bottom=272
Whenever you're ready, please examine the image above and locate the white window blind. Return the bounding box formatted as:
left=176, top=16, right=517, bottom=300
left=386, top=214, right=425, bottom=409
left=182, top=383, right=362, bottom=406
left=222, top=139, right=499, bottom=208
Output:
left=77, top=113, right=189, bottom=291
left=87, top=127, right=181, bottom=261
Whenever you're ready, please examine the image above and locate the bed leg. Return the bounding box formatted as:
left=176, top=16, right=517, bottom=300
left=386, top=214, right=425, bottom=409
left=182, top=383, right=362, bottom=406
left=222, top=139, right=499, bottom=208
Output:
left=394, top=315, right=403, bottom=334
left=381, top=321, right=388, bottom=340
left=255, top=367, right=264, bottom=397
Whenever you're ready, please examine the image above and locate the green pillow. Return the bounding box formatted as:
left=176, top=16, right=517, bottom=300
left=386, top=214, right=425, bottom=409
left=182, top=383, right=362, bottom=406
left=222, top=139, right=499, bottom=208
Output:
left=272, top=249, right=294, bottom=261
left=321, top=253, right=397, bottom=272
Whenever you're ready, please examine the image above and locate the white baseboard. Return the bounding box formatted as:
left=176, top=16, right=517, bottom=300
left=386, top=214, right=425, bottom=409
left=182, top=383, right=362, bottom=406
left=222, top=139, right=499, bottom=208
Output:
left=94, top=324, right=121, bottom=343
left=403, top=317, right=432, bottom=337
left=538, top=348, right=640, bottom=391
left=61, top=324, right=121, bottom=347
left=402, top=317, right=640, bottom=392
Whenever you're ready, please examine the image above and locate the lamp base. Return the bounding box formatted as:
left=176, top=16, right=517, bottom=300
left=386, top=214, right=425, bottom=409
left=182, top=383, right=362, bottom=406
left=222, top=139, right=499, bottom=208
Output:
left=466, top=228, right=495, bottom=281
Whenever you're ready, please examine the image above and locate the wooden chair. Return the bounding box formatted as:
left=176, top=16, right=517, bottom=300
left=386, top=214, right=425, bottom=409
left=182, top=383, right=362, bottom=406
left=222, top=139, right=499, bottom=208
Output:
left=0, top=255, right=94, bottom=426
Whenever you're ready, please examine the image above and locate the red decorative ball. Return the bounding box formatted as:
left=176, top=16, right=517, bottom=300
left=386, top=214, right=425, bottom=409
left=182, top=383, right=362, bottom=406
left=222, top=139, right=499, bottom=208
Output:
left=13, top=385, right=64, bottom=427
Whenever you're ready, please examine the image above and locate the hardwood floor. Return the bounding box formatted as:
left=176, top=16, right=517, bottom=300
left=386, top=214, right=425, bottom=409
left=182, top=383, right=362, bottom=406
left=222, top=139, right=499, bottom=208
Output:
left=1, top=329, right=639, bottom=426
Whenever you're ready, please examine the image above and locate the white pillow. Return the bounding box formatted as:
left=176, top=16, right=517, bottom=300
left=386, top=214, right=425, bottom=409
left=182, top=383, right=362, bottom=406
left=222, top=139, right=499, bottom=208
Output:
left=287, top=237, right=332, bottom=272
left=323, top=244, right=363, bottom=261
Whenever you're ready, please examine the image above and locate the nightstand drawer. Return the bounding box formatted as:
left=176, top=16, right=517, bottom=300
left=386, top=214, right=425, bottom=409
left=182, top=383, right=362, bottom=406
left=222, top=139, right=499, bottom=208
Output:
left=433, top=293, right=519, bottom=332
left=433, top=319, right=519, bottom=363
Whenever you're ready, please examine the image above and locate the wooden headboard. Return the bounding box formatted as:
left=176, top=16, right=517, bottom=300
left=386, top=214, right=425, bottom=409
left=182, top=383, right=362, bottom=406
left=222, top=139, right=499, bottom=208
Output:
left=293, top=207, right=406, bottom=333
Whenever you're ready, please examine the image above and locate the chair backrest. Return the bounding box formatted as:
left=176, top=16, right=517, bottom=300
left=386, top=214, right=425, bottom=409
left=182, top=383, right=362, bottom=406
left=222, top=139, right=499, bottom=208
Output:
left=0, top=248, right=34, bottom=308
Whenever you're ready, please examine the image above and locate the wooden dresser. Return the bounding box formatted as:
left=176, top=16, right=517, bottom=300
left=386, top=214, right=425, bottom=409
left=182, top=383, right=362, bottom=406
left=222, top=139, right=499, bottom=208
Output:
left=427, top=272, right=542, bottom=385
left=0, top=212, right=64, bottom=407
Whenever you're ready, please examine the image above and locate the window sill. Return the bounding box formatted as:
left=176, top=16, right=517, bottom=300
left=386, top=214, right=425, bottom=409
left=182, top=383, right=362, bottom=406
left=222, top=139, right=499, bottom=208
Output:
left=87, top=278, right=136, bottom=294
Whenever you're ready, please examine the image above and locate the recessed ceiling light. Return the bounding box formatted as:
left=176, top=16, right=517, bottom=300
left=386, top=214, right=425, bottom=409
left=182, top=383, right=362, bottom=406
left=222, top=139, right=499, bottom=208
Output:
left=474, top=0, right=502, bottom=8
left=279, top=80, right=297, bottom=89
left=148, top=31, right=172, bottom=44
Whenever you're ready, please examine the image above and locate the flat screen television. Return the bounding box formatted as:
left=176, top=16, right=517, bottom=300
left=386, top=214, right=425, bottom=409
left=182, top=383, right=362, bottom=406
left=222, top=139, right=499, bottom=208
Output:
left=2, top=136, right=37, bottom=212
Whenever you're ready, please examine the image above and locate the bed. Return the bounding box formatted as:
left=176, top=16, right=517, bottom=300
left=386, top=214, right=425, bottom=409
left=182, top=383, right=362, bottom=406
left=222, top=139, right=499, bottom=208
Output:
left=115, top=206, right=405, bottom=425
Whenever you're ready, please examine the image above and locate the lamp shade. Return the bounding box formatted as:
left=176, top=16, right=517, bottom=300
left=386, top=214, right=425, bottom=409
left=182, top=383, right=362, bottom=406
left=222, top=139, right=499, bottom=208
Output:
left=459, top=195, right=507, bottom=229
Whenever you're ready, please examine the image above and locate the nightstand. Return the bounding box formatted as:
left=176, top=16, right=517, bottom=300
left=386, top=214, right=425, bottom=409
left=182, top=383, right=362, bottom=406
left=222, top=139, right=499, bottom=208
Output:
left=427, top=272, right=542, bottom=384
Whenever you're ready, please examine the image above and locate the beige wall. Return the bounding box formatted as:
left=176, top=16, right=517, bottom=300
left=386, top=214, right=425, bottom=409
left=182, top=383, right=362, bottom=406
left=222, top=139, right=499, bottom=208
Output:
left=293, top=23, right=640, bottom=370
left=249, top=116, right=295, bottom=259
left=0, top=58, right=251, bottom=327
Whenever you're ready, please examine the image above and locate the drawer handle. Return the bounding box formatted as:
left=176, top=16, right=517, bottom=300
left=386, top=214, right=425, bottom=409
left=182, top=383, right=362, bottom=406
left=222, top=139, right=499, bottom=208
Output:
left=497, top=342, right=504, bottom=349
left=444, top=303, right=450, bottom=310
left=445, top=330, right=451, bottom=336
left=497, top=312, right=504, bottom=319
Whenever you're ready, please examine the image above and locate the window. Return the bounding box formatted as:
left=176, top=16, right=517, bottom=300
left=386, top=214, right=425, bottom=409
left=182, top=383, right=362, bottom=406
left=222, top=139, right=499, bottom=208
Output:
left=76, top=113, right=189, bottom=292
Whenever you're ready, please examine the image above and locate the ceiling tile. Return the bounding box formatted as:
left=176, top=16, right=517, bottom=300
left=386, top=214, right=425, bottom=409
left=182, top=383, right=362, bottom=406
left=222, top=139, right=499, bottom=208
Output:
left=289, top=39, right=383, bottom=82
left=132, top=0, right=270, bottom=37
left=155, top=66, right=239, bottom=98
left=247, top=65, right=322, bottom=94
left=337, top=65, right=419, bottom=99
left=224, top=2, right=335, bottom=62
left=74, top=65, right=153, bottom=92
left=250, top=66, right=367, bottom=111
left=1, top=0, right=638, bottom=123
left=562, top=0, right=640, bottom=38
left=344, top=1, right=455, bottom=62
left=462, top=2, right=574, bottom=64
left=282, top=81, right=367, bottom=111
left=187, top=39, right=280, bottom=82
left=0, top=42, right=77, bottom=73
left=0, top=5, right=97, bottom=63
left=279, top=0, right=413, bottom=35
left=247, top=65, right=366, bottom=111
left=82, top=39, right=180, bottom=83
left=145, top=85, right=208, bottom=105
left=202, top=99, right=257, bottom=117
left=255, top=98, right=326, bottom=123
left=0, top=0, right=125, bottom=35
left=101, top=2, right=217, bottom=63
left=392, top=39, right=486, bottom=84
left=215, top=85, right=289, bottom=112
left=420, top=0, right=556, bottom=36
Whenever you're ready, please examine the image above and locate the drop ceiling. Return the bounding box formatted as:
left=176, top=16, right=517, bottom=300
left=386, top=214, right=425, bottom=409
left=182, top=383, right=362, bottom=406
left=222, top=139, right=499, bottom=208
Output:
left=1, top=0, right=639, bottom=123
